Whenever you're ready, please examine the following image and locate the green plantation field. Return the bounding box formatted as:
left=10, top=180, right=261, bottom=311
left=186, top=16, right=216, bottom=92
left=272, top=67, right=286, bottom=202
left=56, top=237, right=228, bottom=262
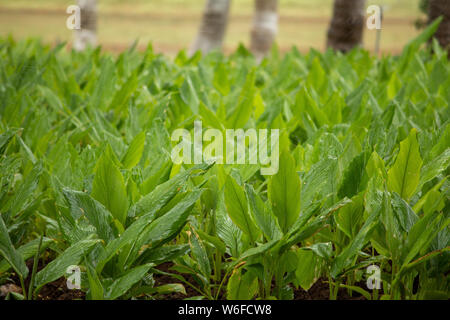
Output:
left=0, top=20, right=449, bottom=300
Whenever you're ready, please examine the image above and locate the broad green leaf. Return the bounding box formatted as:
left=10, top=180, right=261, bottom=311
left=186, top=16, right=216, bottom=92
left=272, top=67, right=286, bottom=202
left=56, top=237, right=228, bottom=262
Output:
left=0, top=129, right=17, bottom=155
left=95, top=168, right=206, bottom=273
left=111, top=73, right=139, bottom=116
left=295, top=249, right=321, bottom=291
left=224, top=175, right=259, bottom=243
left=35, top=239, right=99, bottom=290
left=196, top=230, right=226, bottom=254
left=245, top=184, right=282, bottom=241
left=4, top=164, right=41, bottom=217
left=215, top=193, right=242, bottom=258
left=86, top=260, right=104, bottom=300
left=106, top=264, right=153, bottom=300
left=339, top=284, right=372, bottom=300
left=133, top=163, right=210, bottom=217
left=391, top=192, right=418, bottom=233
left=189, top=229, right=211, bottom=279
left=227, top=268, right=258, bottom=300
left=338, top=151, right=369, bottom=199
left=269, top=150, right=301, bottom=233
left=227, top=69, right=256, bottom=129
left=418, top=148, right=450, bottom=190
left=213, top=62, right=230, bottom=96
left=180, top=75, right=200, bottom=114
left=128, top=189, right=204, bottom=265
left=122, top=132, right=146, bottom=169
left=335, top=194, right=364, bottom=239
left=0, top=215, right=28, bottom=279
left=387, top=128, right=423, bottom=200
left=92, top=147, right=128, bottom=225
left=330, top=186, right=384, bottom=278
left=138, top=244, right=190, bottom=265
left=401, top=211, right=446, bottom=268
left=0, top=237, right=52, bottom=273
left=63, top=189, right=115, bottom=242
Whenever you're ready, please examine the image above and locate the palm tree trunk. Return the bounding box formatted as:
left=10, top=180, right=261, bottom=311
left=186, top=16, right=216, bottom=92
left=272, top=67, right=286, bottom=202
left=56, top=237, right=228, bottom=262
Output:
left=250, top=0, right=278, bottom=61
left=326, top=0, right=366, bottom=52
left=74, top=0, right=97, bottom=51
left=428, top=0, right=450, bottom=51
left=189, top=0, right=231, bottom=56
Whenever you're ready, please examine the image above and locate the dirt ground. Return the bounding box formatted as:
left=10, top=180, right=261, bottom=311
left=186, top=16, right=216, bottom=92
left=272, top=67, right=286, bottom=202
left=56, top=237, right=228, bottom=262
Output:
left=2, top=261, right=370, bottom=300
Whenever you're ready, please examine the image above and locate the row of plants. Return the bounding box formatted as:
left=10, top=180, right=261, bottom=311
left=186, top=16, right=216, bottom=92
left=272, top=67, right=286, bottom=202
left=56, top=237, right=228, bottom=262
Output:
left=0, top=21, right=449, bottom=300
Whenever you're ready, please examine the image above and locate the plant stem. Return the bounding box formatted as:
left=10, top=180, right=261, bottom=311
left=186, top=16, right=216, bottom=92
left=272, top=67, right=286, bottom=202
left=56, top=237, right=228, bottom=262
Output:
left=28, top=234, right=43, bottom=300
left=19, top=276, right=27, bottom=300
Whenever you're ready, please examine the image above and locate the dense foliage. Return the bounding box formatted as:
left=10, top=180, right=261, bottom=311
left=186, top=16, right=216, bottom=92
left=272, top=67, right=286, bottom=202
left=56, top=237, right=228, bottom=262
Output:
left=0, top=20, right=449, bottom=300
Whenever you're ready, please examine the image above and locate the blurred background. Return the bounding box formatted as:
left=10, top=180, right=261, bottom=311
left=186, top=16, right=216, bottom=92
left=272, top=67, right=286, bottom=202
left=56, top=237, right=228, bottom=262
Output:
left=0, top=0, right=428, bottom=55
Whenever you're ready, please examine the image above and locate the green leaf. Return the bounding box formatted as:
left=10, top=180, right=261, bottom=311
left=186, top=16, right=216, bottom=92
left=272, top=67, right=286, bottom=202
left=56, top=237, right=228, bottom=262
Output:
left=106, top=264, right=153, bottom=300
left=331, top=189, right=383, bottom=278
left=196, top=230, right=226, bottom=254
left=95, top=174, right=205, bottom=273
left=387, top=128, right=423, bottom=201
left=233, top=239, right=279, bottom=266
left=269, top=150, right=301, bottom=233
left=133, top=164, right=210, bottom=217
left=391, top=192, right=418, bottom=233
left=335, top=195, right=364, bottom=239
left=245, top=184, right=282, bottom=241
left=189, top=229, right=211, bottom=280
left=122, top=132, right=146, bottom=169
left=338, top=151, right=369, bottom=199
left=339, top=284, right=372, bottom=300
left=215, top=193, right=242, bottom=258
left=224, top=175, right=259, bottom=243
left=4, top=164, right=41, bottom=217
left=227, top=268, right=258, bottom=300
left=401, top=211, right=446, bottom=268
left=138, top=244, right=190, bottom=265
left=91, top=57, right=115, bottom=110
left=0, top=237, right=52, bottom=273
left=135, top=283, right=187, bottom=296
left=227, top=69, right=256, bottom=129
left=111, top=73, right=139, bottom=116
left=295, top=249, right=321, bottom=291
left=0, top=129, right=17, bottom=155
left=418, top=148, right=450, bottom=191
left=86, top=260, right=104, bottom=300
left=180, top=75, right=200, bottom=114
left=213, top=63, right=230, bottom=96
left=34, top=239, right=99, bottom=291
left=128, top=189, right=204, bottom=265
left=92, top=146, right=128, bottom=225
left=63, top=189, right=115, bottom=242
left=0, top=215, right=28, bottom=279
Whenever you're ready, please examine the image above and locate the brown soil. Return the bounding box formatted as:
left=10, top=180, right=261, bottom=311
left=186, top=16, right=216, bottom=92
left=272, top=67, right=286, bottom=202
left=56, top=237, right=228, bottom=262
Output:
left=153, top=262, right=203, bottom=300
left=293, top=279, right=366, bottom=300
left=6, top=259, right=85, bottom=300
left=3, top=260, right=371, bottom=300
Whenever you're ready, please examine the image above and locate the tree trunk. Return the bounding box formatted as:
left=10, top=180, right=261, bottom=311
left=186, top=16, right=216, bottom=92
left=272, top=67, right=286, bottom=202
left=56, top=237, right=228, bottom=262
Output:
left=326, top=0, right=366, bottom=52
left=250, top=0, right=278, bottom=61
left=189, top=0, right=231, bottom=56
left=428, top=0, right=450, bottom=51
left=74, top=0, right=97, bottom=51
